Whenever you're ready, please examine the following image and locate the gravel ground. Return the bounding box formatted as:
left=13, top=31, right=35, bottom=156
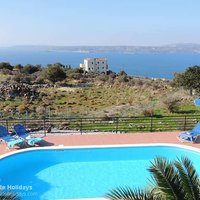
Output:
left=32, top=128, right=117, bottom=136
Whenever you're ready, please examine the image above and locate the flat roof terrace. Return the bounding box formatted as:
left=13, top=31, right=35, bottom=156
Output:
left=1, top=131, right=200, bottom=155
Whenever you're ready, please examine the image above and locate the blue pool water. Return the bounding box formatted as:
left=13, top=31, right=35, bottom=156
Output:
left=0, top=145, right=200, bottom=199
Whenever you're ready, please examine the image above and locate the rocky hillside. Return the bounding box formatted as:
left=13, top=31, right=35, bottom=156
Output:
left=0, top=63, right=195, bottom=118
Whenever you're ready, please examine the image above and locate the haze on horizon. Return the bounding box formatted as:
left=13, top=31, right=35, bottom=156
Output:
left=0, top=0, right=200, bottom=47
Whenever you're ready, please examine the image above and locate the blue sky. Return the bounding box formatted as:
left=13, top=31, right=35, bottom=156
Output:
left=0, top=0, right=200, bottom=46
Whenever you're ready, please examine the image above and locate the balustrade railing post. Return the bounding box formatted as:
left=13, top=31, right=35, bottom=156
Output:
left=43, top=117, right=46, bottom=136
left=183, top=115, right=187, bottom=131
left=80, top=118, right=83, bottom=135
left=6, top=119, right=8, bottom=131
left=115, top=117, right=119, bottom=133
left=150, top=115, right=153, bottom=132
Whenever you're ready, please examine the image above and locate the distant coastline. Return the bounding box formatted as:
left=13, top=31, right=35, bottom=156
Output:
left=2, top=43, right=200, bottom=53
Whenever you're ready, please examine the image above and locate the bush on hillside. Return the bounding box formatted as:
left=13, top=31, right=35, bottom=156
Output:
left=11, top=73, right=32, bottom=84
left=0, top=62, right=13, bottom=71
left=162, top=94, right=181, bottom=113
left=66, top=68, right=84, bottom=79
left=0, top=68, right=13, bottom=75
left=118, top=75, right=129, bottom=83
left=31, top=72, right=45, bottom=84
left=43, top=64, right=66, bottom=83
left=14, top=64, right=23, bottom=71
left=67, top=72, right=82, bottom=79
left=143, top=108, right=154, bottom=116
left=118, top=70, right=127, bottom=76
left=127, top=79, right=135, bottom=86
left=17, top=104, right=28, bottom=113
left=21, top=64, right=41, bottom=74
left=97, top=74, right=109, bottom=82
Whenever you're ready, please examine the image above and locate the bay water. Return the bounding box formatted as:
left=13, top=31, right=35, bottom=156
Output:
left=1, top=48, right=200, bottom=79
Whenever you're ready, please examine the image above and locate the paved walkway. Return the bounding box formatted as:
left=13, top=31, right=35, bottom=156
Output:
left=1, top=131, right=200, bottom=155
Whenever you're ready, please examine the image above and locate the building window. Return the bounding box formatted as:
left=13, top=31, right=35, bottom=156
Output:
left=89, top=68, right=90, bottom=70
left=97, top=62, right=99, bottom=64
left=102, top=62, right=104, bottom=64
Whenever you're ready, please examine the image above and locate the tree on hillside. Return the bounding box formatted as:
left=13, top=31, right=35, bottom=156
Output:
left=118, top=70, right=129, bottom=82
left=14, top=64, right=23, bottom=71
left=106, top=157, right=200, bottom=200
left=173, top=65, right=200, bottom=95
left=0, top=62, right=13, bottom=71
left=54, top=63, right=65, bottom=68
left=118, top=70, right=127, bottom=76
left=22, top=64, right=41, bottom=74
left=43, top=64, right=66, bottom=83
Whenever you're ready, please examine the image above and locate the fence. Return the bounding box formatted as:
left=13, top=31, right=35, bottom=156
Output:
left=0, top=114, right=200, bottom=135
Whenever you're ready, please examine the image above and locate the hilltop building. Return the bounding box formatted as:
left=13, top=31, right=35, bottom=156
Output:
left=80, top=58, right=108, bottom=74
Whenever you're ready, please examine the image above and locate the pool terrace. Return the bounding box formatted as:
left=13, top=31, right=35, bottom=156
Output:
left=1, top=131, right=200, bottom=155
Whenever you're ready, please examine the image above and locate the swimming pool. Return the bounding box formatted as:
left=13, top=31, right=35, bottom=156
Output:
left=0, top=144, right=200, bottom=200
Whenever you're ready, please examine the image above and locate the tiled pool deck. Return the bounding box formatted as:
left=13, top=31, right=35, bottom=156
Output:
left=1, top=131, right=200, bottom=155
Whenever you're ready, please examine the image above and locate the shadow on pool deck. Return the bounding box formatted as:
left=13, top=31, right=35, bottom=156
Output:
left=37, top=140, right=54, bottom=147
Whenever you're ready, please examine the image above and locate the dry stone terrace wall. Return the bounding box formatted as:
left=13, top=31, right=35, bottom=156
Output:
left=0, top=83, right=37, bottom=100
left=0, top=82, right=52, bottom=100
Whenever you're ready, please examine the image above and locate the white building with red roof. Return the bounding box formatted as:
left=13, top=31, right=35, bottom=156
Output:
left=80, top=58, right=108, bottom=74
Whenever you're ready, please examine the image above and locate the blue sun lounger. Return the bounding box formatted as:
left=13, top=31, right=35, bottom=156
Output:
left=0, top=125, right=24, bottom=148
left=194, top=99, right=200, bottom=106
left=177, top=122, right=200, bottom=142
left=14, top=124, right=43, bottom=146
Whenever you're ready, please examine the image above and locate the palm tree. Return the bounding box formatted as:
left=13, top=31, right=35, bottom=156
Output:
left=0, top=192, right=20, bottom=200
left=106, top=157, right=200, bottom=200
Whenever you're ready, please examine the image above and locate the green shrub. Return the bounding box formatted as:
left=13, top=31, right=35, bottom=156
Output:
left=143, top=108, right=154, bottom=116
left=22, top=64, right=41, bottom=74
left=0, top=62, right=13, bottom=71
left=43, top=64, right=66, bottom=83
left=163, top=94, right=180, bottom=113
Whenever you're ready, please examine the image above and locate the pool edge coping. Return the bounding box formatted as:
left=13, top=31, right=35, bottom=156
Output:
left=1, top=143, right=200, bottom=159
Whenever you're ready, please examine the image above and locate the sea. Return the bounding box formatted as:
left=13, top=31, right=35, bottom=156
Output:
left=1, top=48, right=200, bottom=79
